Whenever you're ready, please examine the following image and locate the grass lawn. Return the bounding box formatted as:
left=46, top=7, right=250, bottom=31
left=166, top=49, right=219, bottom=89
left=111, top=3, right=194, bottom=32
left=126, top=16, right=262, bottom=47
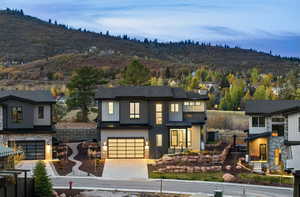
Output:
left=237, top=173, right=294, bottom=185
left=149, top=172, right=293, bottom=186
left=149, top=171, right=224, bottom=182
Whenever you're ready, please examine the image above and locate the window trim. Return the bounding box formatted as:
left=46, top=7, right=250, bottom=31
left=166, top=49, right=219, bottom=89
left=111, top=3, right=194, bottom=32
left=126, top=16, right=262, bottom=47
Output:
left=130, top=102, right=140, bottom=119
left=155, top=103, right=163, bottom=125
left=11, top=106, right=23, bottom=123
left=170, top=103, right=179, bottom=112
left=108, top=102, right=114, bottom=115
left=252, top=116, right=265, bottom=128
left=38, top=106, right=44, bottom=119
left=156, top=134, right=163, bottom=147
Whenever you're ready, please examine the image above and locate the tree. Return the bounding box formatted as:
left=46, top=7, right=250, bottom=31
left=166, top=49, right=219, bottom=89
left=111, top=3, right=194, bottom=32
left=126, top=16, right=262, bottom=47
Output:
left=66, top=67, right=103, bottom=122
left=250, top=68, right=260, bottom=86
left=33, top=161, right=52, bottom=197
left=120, top=60, right=150, bottom=86
left=253, top=85, right=266, bottom=100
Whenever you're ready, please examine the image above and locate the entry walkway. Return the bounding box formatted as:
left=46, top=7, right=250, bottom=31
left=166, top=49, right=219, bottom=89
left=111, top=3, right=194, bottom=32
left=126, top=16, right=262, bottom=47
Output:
left=102, top=159, right=148, bottom=179
left=66, top=142, right=90, bottom=176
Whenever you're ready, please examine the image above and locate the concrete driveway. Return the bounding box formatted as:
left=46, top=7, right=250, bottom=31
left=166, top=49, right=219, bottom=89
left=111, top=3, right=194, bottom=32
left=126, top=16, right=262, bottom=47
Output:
left=102, top=159, right=148, bottom=179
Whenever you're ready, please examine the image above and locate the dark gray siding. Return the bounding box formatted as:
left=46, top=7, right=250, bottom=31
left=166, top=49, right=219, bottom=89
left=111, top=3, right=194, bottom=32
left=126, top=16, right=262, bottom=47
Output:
left=148, top=101, right=169, bottom=158
left=183, top=112, right=206, bottom=124
left=3, top=100, right=34, bottom=129
left=119, top=100, right=148, bottom=124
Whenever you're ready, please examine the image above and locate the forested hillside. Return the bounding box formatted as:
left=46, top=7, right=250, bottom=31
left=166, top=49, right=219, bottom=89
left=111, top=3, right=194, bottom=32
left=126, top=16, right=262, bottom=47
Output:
left=0, top=9, right=299, bottom=74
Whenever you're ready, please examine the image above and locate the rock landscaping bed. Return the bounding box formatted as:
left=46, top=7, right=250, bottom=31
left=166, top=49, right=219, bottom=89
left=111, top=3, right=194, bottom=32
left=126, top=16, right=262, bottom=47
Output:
left=74, top=142, right=104, bottom=177
left=150, top=144, right=232, bottom=174
left=149, top=143, right=293, bottom=187
left=52, top=145, right=76, bottom=176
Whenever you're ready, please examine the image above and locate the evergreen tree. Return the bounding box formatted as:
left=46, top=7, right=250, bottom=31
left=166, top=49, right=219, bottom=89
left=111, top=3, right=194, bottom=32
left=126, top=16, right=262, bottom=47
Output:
left=120, top=60, right=150, bottom=86
left=67, top=67, right=103, bottom=122
left=33, top=161, right=52, bottom=197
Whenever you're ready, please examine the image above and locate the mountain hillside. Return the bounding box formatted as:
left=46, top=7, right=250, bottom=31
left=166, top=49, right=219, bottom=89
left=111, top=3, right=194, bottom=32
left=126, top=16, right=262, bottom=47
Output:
left=0, top=9, right=299, bottom=73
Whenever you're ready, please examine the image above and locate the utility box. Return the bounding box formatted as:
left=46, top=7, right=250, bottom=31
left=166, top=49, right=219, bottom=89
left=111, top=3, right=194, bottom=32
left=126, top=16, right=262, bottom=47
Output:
left=214, top=190, right=223, bottom=197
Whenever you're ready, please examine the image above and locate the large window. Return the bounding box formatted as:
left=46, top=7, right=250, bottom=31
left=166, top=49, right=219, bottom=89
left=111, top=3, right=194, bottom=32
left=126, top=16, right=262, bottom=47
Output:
left=108, top=102, right=114, bottom=114
left=130, top=102, right=140, bottom=119
left=170, top=129, right=191, bottom=148
left=170, top=103, right=179, bottom=112
left=252, top=116, right=265, bottom=127
left=11, top=106, right=23, bottom=122
left=183, top=101, right=203, bottom=112
left=155, top=104, right=163, bottom=125
left=156, top=134, right=163, bottom=147
left=38, top=106, right=44, bottom=119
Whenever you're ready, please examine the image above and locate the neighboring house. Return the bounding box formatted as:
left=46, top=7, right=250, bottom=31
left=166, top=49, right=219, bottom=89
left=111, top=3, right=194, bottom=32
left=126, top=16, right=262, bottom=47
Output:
left=245, top=100, right=300, bottom=172
left=0, top=91, right=56, bottom=160
left=95, top=86, right=209, bottom=159
left=275, top=106, right=300, bottom=197
left=0, top=145, right=22, bottom=169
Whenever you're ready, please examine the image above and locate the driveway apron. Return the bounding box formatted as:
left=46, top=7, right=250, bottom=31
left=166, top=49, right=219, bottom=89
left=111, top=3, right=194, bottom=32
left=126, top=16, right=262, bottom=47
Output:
left=102, top=159, right=148, bottom=179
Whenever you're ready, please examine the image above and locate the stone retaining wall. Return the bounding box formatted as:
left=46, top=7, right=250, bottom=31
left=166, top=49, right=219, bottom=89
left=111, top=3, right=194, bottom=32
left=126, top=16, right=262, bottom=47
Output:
left=55, top=128, right=99, bottom=142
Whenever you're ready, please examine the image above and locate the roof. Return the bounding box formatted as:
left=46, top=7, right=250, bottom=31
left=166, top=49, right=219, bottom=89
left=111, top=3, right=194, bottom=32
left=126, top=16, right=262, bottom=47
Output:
left=245, top=132, right=271, bottom=141
left=0, top=145, right=22, bottom=157
left=95, top=86, right=209, bottom=100
left=245, top=100, right=300, bottom=115
left=0, top=90, right=56, bottom=103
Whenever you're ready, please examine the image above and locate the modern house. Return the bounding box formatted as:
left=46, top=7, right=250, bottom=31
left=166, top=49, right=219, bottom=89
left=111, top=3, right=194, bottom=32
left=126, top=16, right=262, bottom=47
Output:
left=0, top=145, right=22, bottom=169
left=95, top=86, right=209, bottom=159
left=274, top=106, right=300, bottom=197
left=245, top=100, right=300, bottom=172
left=0, top=91, right=56, bottom=160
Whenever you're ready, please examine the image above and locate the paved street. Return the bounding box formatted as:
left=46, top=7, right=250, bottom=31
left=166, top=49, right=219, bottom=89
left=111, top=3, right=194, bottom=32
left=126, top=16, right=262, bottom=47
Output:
left=51, top=176, right=293, bottom=197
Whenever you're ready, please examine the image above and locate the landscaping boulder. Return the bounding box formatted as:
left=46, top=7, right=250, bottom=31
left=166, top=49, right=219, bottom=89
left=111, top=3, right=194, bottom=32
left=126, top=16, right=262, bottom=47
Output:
left=223, top=173, right=236, bottom=182
left=225, top=165, right=231, bottom=170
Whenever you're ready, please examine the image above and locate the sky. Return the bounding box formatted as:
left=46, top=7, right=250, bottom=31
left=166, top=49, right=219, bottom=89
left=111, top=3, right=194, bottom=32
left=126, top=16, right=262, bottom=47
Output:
left=2, top=0, right=300, bottom=57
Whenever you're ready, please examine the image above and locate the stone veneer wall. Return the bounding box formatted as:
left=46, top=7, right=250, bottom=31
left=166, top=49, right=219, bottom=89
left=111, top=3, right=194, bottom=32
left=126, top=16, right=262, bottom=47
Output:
left=55, top=128, right=99, bottom=142
left=268, top=136, right=287, bottom=171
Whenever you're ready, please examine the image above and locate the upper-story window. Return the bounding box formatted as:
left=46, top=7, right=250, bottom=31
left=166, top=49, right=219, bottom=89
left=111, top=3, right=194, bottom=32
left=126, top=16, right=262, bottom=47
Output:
left=252, top=116, right=265, bottom=127
left=11, top=106, right=23, bottom=122
left=183, top=101, right=203, bottom=112
left=170, top=103, right=179, bottom=112
left=108, top=102, right=114, bottom=114
left=155, top=103, right=163, bottom=125
left=130, top=102, right=140, bottom=119
left=38, top=106, right=44, bottom=119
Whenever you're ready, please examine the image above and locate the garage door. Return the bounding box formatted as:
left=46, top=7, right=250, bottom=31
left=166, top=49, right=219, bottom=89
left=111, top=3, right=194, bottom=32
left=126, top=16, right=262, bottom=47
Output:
left=107, top=138, right=145, bottom=159
left=9, top=141, right=45, bottom=160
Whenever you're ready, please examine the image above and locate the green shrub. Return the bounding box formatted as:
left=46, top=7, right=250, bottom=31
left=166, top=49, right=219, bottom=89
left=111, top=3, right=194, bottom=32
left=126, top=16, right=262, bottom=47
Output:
left=33, top=161, right=53, bottom=197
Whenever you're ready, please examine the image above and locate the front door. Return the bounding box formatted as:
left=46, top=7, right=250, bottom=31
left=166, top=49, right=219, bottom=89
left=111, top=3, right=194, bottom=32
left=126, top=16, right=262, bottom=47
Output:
left=259, top=144, right=267, bottom=161
left=107, top=138, right=145, bottom=159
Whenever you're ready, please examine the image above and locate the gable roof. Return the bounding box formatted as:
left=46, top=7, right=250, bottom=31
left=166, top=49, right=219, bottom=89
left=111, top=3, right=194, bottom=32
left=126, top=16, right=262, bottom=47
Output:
left=95, top=86, right=209, bottom=100
left=245, top=100, right=300, bottom=115
left=0, top=90, right=56, bottom=103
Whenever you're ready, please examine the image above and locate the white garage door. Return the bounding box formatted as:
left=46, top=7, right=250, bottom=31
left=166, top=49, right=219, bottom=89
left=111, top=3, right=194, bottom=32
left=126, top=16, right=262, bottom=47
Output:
left=107, top=138, right=145, bottom=159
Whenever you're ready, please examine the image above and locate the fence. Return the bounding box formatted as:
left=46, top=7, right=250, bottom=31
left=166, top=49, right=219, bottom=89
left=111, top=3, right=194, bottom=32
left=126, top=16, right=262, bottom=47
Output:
left=55, top=128, right=99, bottom=143
left=0, top=177, right=34, bottom=197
